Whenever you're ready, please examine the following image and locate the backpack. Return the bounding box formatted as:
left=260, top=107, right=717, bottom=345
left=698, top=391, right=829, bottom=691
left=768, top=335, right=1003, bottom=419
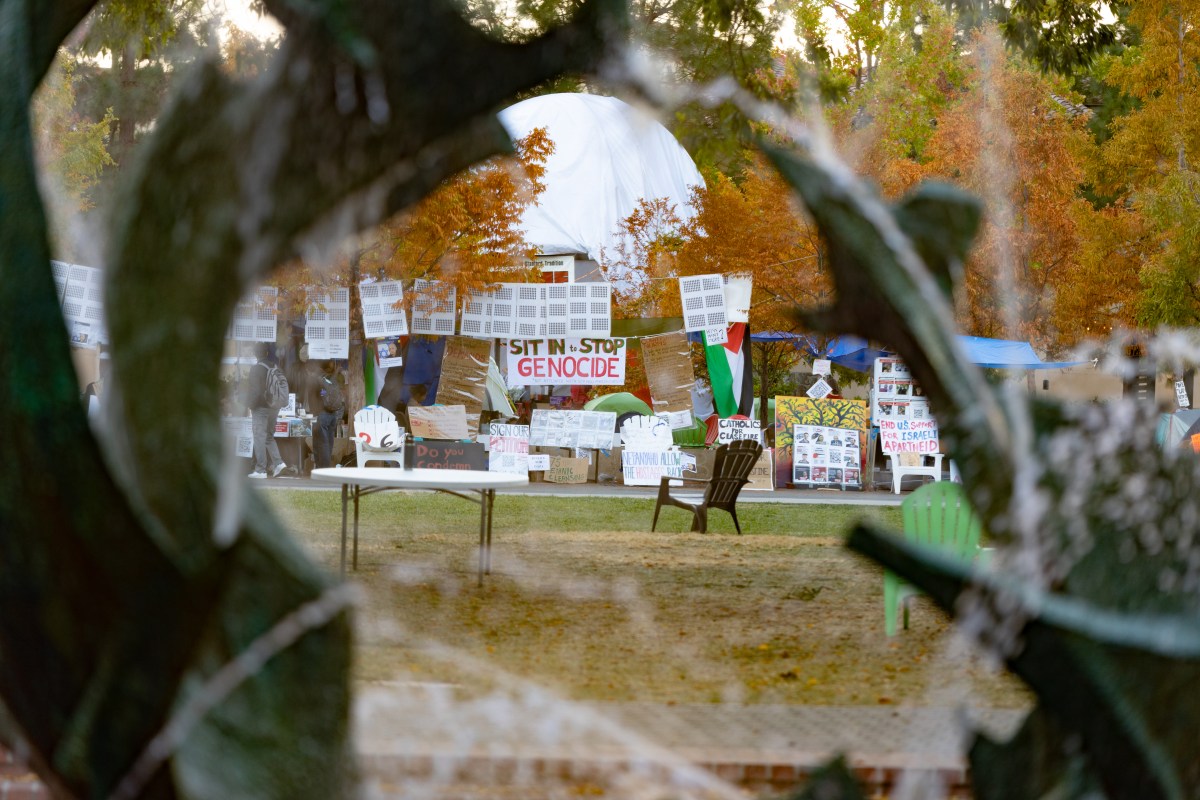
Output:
left=320, top=374, right=344, bottom=412
left=265, top=364, right=289, bottom=410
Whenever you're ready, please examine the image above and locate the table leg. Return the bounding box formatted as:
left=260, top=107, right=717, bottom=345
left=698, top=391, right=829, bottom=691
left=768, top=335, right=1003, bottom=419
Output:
left=353, top=484, right=361, bottom=571
left=485, top=489, right=495, bottom=574
left=477, top=490, right=487, bottom=587
left=339, top=484, right=348, bottom=577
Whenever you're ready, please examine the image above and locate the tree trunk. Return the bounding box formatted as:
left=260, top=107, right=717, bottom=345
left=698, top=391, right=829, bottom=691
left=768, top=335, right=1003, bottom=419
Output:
left=347, top=257, right=367, bottom=416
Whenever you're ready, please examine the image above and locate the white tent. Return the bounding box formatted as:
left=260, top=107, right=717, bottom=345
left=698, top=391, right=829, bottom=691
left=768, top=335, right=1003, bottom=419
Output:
left=498, top=93, right=704, bottom=266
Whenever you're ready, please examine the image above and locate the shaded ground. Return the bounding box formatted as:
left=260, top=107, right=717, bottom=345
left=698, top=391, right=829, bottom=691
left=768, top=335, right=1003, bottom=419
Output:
left=270, top=491, right=1029, bottom=709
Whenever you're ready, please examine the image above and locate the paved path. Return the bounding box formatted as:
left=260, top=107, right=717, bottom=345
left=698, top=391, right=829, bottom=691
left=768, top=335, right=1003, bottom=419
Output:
left=356, top=683, right=1025, bottom=797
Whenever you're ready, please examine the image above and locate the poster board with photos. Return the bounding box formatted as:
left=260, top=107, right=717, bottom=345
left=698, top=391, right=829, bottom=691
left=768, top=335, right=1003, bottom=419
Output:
left=774, top=397, right=869, bottom=488
left=870, top=357, right=928, bottom=422
left=791, top=424, right=863, bottom=489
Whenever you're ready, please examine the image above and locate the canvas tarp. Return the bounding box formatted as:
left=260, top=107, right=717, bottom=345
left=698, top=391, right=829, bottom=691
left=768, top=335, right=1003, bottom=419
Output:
left=498, top=94, right=704, bottom=264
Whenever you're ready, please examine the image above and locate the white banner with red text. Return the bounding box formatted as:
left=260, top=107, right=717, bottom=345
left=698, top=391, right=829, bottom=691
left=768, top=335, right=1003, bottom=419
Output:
left=505, top=338, right=627, bottom=386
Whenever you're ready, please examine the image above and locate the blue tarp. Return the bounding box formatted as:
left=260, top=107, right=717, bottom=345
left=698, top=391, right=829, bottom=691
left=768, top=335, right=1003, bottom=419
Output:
left=748, top=331, right=1082, bottom=372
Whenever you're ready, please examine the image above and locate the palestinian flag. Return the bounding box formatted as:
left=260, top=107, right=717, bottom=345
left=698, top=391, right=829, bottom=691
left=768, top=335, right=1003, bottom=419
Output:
left=704, top=323, right=755, bottom=418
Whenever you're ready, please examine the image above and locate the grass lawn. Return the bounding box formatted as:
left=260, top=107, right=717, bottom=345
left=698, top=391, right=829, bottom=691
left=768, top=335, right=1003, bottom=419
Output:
left=268, top=489, right=1029, bottom=709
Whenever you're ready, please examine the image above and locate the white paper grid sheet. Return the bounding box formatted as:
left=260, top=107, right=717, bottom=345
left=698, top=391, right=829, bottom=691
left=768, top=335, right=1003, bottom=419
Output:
left=550, top=283, right=611, bottom=339
left=513, top=283, right=546, bottom=339
left=410, top=279, right=458, bottom=336
left=57, top=263, right=108, bottom=345
left=359, top=280, right=408, bottom=339
left=230, top=286, right=278, bottom=342
left=306, top=288, right=350, bottom=359
left=489, top=284, right=516, bottom=338
left=679, top=274, right=728, bottom=333
left=460, top=287, right=495, bottom=339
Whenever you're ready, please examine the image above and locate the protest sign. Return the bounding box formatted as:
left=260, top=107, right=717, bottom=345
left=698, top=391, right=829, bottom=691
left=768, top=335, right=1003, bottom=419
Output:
left=744, top=449, right=774, bottom=491
left=805, top=378, right=832, bottom=399
left=546, top=456, right=589, bottom=484
left=529, top=410, right=616, bottom=449
left=878, top=417, right=940, bottom=455
left=641, top=331, right=695, bottom=425
left=791, top=424, right=862, bottom=489
left=773, top=397, right=868, bottom=488
left=622, top=449, right=693, bottom=486
left=438, top=336, right=490, bottom=436
left=620, top=415, right=674, bottom=450
left=411, top=441, right=488, bottom=470
left=716, top=418, right=762, bottom=445
left=410, top=405, right=469, bottom=440
left=488, top=423, right=530, bottom=474
left=1177, top=379, right=1190, bottom=408
left=812, top=359, right=831, bottom=376
left=528, top=454, right=551, bottom=471
left=506, top=338, right=627, bottom=386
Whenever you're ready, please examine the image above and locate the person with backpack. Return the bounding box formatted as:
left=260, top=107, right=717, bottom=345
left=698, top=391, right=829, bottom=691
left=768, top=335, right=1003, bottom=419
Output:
left=243, top=344, right=289, bottom=479
left=307, top=359, right=345, bottom=469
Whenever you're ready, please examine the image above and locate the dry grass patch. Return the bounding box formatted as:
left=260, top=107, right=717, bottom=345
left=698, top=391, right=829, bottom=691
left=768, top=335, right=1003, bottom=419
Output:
left=269, top=490, right=1029, bottom=709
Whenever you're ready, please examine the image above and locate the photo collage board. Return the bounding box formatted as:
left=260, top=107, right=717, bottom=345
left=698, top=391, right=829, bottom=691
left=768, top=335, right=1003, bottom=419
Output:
left=870, top=357, right=930, bottom=422
left=791, top=424, right=863, bottom=489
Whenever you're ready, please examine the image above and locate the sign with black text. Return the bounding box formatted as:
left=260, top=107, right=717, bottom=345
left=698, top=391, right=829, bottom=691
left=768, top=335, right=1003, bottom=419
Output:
left=716, top=418, right=762, bottom=445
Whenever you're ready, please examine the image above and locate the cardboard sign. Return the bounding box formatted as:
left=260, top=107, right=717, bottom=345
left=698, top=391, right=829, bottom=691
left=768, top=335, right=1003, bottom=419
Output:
left=744, top=449, right=774, bottom=491
left=878, top=417, right=940, bottom=455
left=622, top=449, right=693, bottom=486
left=438, top=336, right=491, bottom=437
left=545, top=456, right=589, bottom=484
left=641, top=331, right=695, bottom=419
left=488, top=423, right=530, bottom=474
left=717, top=418, right=762, bottom=445
left=411, top=441, right=488, bottom=471
left=506, top=339, right=627, bottom=386
left=410, top=405, right=470, bottom=440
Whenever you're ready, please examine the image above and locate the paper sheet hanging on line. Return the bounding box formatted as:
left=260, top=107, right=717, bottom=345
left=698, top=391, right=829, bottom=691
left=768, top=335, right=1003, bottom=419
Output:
left=410, top=279, right=457, bottom=336
left=305, top=287, right=350, bottom=358
left=230, top=285, right=278, bottom=342
left=1177, top=379, right=1190, bottom=408
left=359, top=280, right=408, bottom=339
left=813, top=359, right=831, bottom=376
left=679, top=273, right=727, bottom=333
left=805, top=377, right=832, bottom=399
left=551, top=282, right=611, bottom=339
left=723, top=274, right=753, bottom=324
left=460, top=287, right=495, bottom=338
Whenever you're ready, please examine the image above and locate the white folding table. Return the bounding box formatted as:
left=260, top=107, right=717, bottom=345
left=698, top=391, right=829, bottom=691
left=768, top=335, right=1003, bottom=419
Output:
left=310, top=467, right=529, bottom=585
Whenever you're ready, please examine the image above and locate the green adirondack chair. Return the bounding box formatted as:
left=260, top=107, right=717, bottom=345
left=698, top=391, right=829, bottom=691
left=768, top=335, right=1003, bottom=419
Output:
left=885, top=481, right=984, bottom=636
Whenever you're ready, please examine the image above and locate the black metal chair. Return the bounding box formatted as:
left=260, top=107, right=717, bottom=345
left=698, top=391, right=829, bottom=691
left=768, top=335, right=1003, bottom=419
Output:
left=651, top=439, right=764, bottom=534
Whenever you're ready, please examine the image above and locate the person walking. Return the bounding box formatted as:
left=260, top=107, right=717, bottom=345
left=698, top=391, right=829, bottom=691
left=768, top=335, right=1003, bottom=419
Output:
left=243, top=344, right=289, bottom=479
left=310, top=360, right=345, bottom=469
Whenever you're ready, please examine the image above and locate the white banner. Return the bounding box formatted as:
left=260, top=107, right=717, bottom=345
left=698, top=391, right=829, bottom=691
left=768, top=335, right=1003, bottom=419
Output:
left=506, top=338, right=627, bottom=386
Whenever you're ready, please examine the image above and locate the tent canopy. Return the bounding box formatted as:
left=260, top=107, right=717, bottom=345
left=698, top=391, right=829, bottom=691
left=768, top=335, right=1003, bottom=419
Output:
left=498, top=94, right=704, bottom=264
